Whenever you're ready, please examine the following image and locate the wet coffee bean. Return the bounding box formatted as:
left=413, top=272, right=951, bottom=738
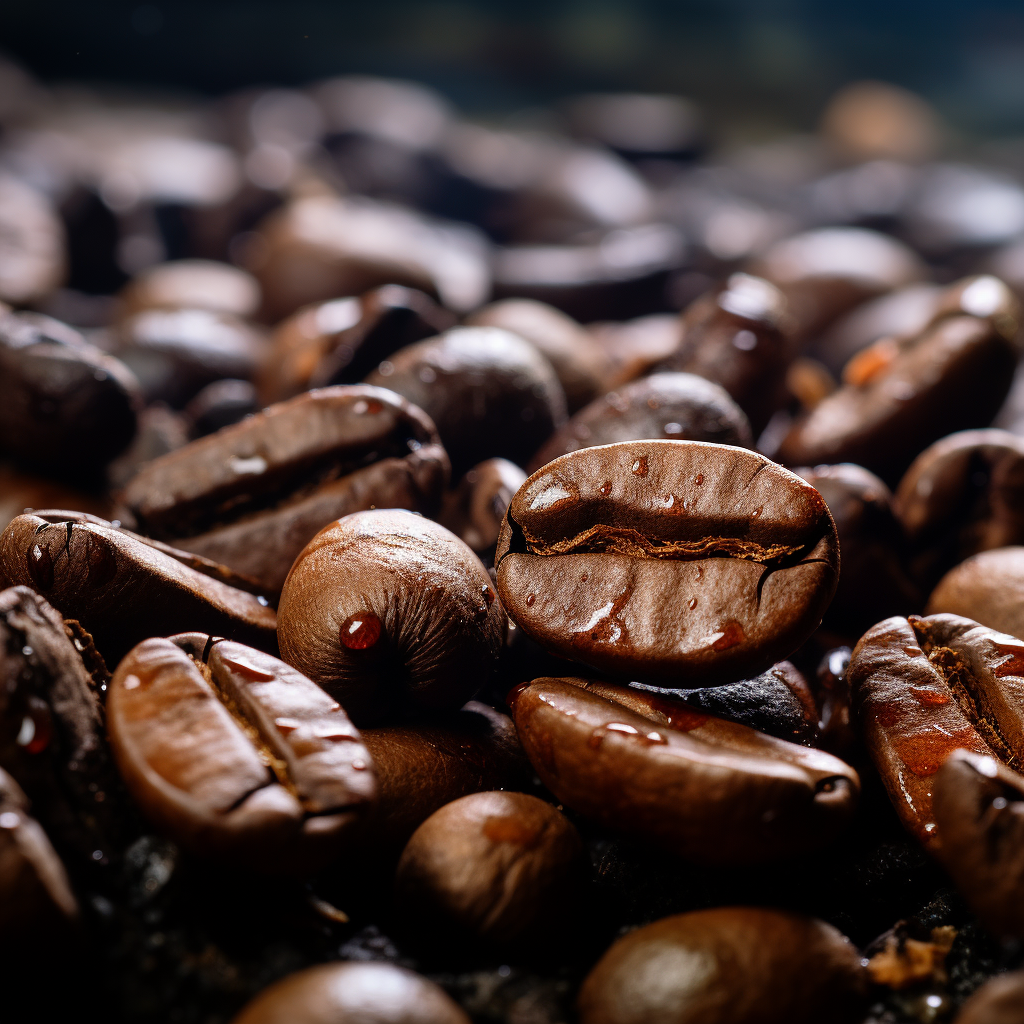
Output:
left=0, top=512, right=278, bottom=664
left=120, top=385, right=449, bottom=594
left=231, top=962, right=471, bottom=1024
left=529, top=372, right=752, bottom=472
left=278, top=510, right=505, bottom=725
left=927, top=546, right=1024, bottom=640
left=108, top=635, right=376, bottom=871
left=394, top=790, right=583, bottom=946
left=496, top=440, right=839, bottom=685
left=954, top=971, right=1024, bottom=1024
left=577, top=907, right=867, bottom=1024
left=849, top=612, right=1024, bottom=845
left=440, top=458, right=527, bottom=564
left=931, top=750, right=1024, bottom=938
left=511, top=678, right=858, bottom=861
left=365, top=326, right=567, bottom=476
left=117, top=259, right=261, bottom=321
left=184, top=378, right=261, bottom=438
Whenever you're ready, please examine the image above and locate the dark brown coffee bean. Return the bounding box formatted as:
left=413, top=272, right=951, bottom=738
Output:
left=529, top=372, right=752, bottom=472
left=120, top=385, right=449, bottom=594
left=577, top=908, right=867, bottom=1024
left=278, top=510, right=505, bottom=725
left=660, top=273, right=793, bottom=432
left=0, top=310, right=141, bottom=481
left=848, top=612, right=1024, bottom=845
left=365, top=326, right=566, bottom=476
left=466, top=298, right=608, bottom=413
left=927, top=547, right=1024, bottom=639
left=231, top=962, right=471, bottom=1024
left=954, top=971, right=1024, bottom=1024
left=116, top=259, right=261, bottom=321
left=185, top=379, right=260, bottom=438
left=0, top=174, right=64, bottom=307
left=394, top=790, right=582, bottom=945
left=511, top=678, right=858, bottom=861
left=108, top=636, right=376, bottom=870
left=895, top=429, right=1024, bottom=589
left=496, top=440, right=839, bottom=685
left=0, top=513, right=277, bottom=664
left=932, top=750, right=1024, bottom=938
left=440, top=458, right=527, bottom=563
left=588, top=313, right=682, bottom=389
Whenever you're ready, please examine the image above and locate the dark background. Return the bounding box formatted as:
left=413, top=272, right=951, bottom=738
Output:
left=3, top=1, right=1024, bottom=135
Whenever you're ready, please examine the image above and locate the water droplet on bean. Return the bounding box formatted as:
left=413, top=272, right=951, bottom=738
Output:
left=340, top=612, right=382, bottom=650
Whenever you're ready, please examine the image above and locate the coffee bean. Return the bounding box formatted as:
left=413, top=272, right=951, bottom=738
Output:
left=365, top=326, right=567, bottom=476
left=394, top=790, right=583, bottom=945
left=278, top=510, right=505, bottom=724
left=577, top=908, right=867, bottom=1024
left=108, top=635, right=376, bottom=870
left=120, top=385, right=449, bottom=594
left=496, top=440, right=838, bottom=684
left=927, top=546, right=1024, bottom=639
left=529, top=372, right=752, bottom=472
left=184, top=379, right=260, bottom=439
left=849, top=612, right=1024, bottom=845
left=106, top=404, right=190, bottom=491
left=440, top=458, right=527, bottom=563
left=0, top=512, right=277, bottom=663
left=231, top=962, right=471, bottom=1024
left=116, top=259, right=261, bottom=322
left=511, top=678, right=858, bottom=861
left=954, top=971, right=1024, bottom=1024
left=815, top=646, right=857, bottom=757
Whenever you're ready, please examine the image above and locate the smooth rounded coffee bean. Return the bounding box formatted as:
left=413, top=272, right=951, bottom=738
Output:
left=496, top=440, right=839, bottom=685
left=232, top=962, right=471, bottom=1024
left=0, top=512, right=277, bottom=664
left=511, top=678, right=858, bottom=861
left=849, top=612, right=1024, bottom=845
left=108, top=636, right=376, bottom=871
left=116, top=259, right=261, bottom=321
left=932, top=750, right=1024, bottom=938
left=120, top=385, right=449, bottom=594
left=529, top=372, right=752, bottom=471
left=928, top=546, right=1024, bottom=639
left=954, top=971, right=1024, bottom=1024
left=365, top=326, right=567, bottom=476
left=577, top=908, right=867, bottom=1024
left=0, top=174, right=65, bottom=307
left=278, top=510, right=505, bottom=725
left=395, top=791, right=582, bottom=945
left=440, top=458, right=526, bottom=563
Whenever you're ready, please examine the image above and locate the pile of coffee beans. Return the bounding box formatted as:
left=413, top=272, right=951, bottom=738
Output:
left=6, top=66, right=1024, bottom=1023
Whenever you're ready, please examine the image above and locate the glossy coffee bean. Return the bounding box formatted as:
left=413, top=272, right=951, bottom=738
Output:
left=849, top=612, right=1024, bottom=845
left=278, top=510, right=505, bottom=725
left=116, top=259, right=261, bottom=321
left=0, top=512, right=277, bottom=664
left=511, top=678, right=857, bottom=861
left=577, top=908, right=867, bottom=1024
left=108, top=636, right=376, bottom=871
left=496, top=440, right=839, bottom=685
left=528, top=372, right=752, bottom=472
left=395, top=790, right=582, bottom=945
left=440, top=458, right=526, bottom=563
left=232, top=962, right=471, bottom=1024
left=954, top=971, right=1024, bottom=1024
left=0, top=174, right=65, bottom=307
left=120, top=385, right=449, bottom=594
left=365, top=326, right=566, bottom=476
left=932, top=750, right=1024, bottom=938
left=927, top=546, right=1024, bottom=640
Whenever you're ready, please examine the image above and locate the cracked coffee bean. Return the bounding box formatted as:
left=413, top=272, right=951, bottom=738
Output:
left=577, top=907, right=867, bottom=1024
left=495, top=440, right=839, bottom=685
left=928, top=546, right=1024, bottom=640
left=278, top=509, right=506, bottom=725
left=120, top=385, right=449, bottom=594
left=107, top=635, right=377, bottom=871
left=849, top=612, right=1024, bottom=845
left=511, top=677, right=858, bottom=862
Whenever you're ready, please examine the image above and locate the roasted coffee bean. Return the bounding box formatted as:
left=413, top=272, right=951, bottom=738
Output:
left=0, top=310, right=140, bottom=481
left=466, top=298, right=608, bottom=413
left=511, top=678, right=857, bottom=861
left=954, top=971, right=1024, bottom=1024
left=660, top=273, right=793, bottom=432
left=116, top=259, right=261, bottom=321
left=108, top=635, right=376, bottom=871
left=0, top=513, right=277, bottom=663
left=394, top=790, right=583, bottom=945
left=849, top=612, right=1024, bottom=845
left=359, top=701, right=529, bottom=849
left=0, top=173, right=65, bottom=307
left=278, top=510, right=505, bottom=725
left=931, top=750, right=1024, bottom=938
left=577, top=908, right=867, bottom=1024
left=232, top=962, right=471, bottom=1024
left=120, top=385, right=448, bottom=594
left=496, top=440, right=839, bottom=684
left=365, top=326, right=567, bottom=476
left=796, top=463, right=920, bottom=634
left=440, top=458, right=527, bottom=563
left=928, top=547, right=1024, bottom=640
left=529, top=372, right=752, bottom=471
left=895, top=429, right=1024, bottom=589
left=185, top=379, right=261, bottom=438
